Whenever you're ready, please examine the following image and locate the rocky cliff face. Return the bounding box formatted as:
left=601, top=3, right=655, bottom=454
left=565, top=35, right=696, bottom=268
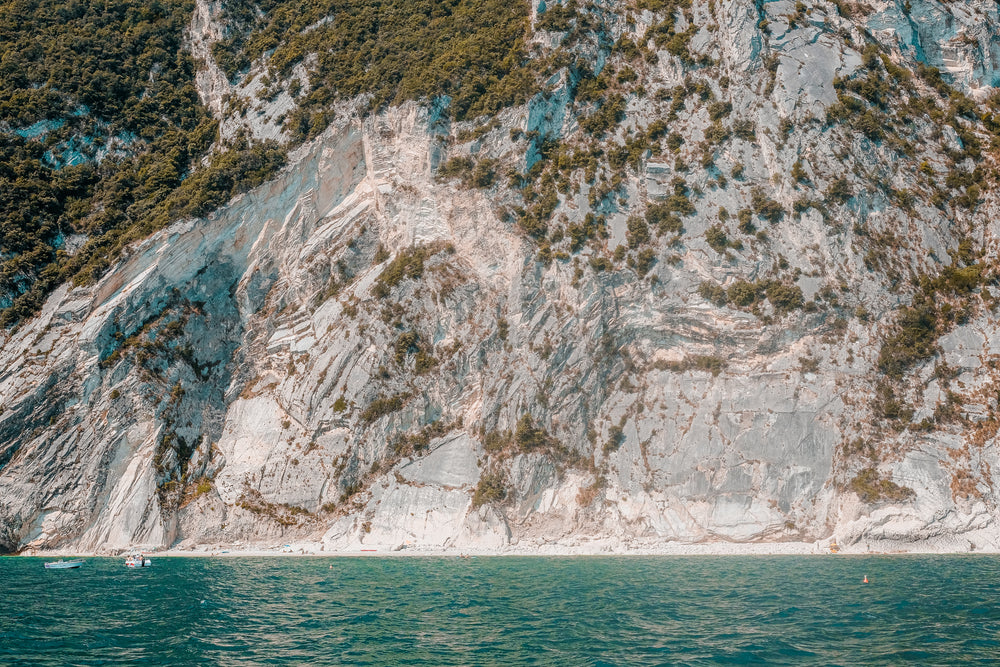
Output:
left=3, top=0, right=1000, bottom=554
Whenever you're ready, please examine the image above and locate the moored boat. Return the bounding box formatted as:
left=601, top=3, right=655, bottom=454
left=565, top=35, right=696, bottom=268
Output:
left=44, top=559, right=83, bottom=569
left=124, top=553, right=152, bottom=568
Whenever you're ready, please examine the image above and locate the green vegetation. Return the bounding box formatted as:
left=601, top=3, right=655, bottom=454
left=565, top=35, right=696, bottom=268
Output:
left=663, top=177, right=696, bottom=216
left=751, top=189, right=785, bottom=223
left=373, top=242, right=453, bottom=298
left=626, top=216, right=650, bottom=248
left=215, top=0, right=536, bottom=137
left=704, top=225, right=742, bottom=253
left=437, top=156, right=500, bottom=189
left=580, top=94, right=627, bottom=137
left=536, top=0, right=579, bottom=32
left=698, top=281, right=728, bottom=306
left=472, top=468, right=508, bottom=507
left=876, top=299, right=939, bottom=379
left=360, top=393, right=410, bottom=423
left=0, top=0, right=285, bottom=326
left=374, top=246, right=428, bottom=298
left=660, top=354, right=727, bottom=376
left=98, top=295, right=223, bottom=384
left=0, top=0, right=540, bottom=326
left=826, top=177, right=852, bottom=205
left=154, top=381, right=202, bottom=511
left=699, top=277, right=804, bottom=315
left=791, top=160, right=809, bottom=184
left=480, top=415, right=583, bottom=465
left=603, top=424, right=625, bottom=454
left=764, top=282, right=804, bottom=314
left=515, top=414, right=551, bottom=451
left=390, top=418, right=458, bottom=457
left=237, top=488, right=313, bottom=526
left=195, top=477, right=213, bottom=495
left=633, top=248, right=657, bottom=277
left=394, top=332, right=420, bottom=364
left=646, top=0, right=700, bottom=65
left=727, top=279, right=756, bottom=306
left=391, top=330, right=437, bottom=374
left=848, top=467, right=914, bottom=504
left=877, top=259, right=989, bottom=379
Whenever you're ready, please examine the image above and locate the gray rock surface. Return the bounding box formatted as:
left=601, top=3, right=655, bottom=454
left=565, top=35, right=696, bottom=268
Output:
left=3, top=0, right=1000, bottom=555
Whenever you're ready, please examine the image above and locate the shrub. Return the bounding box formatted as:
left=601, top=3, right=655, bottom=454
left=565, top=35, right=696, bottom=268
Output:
left=414, top=350, right=437, bottom=374
left=372, top=243, right=449, bottom=298
left=590, top=256, right=613, bottom=272
left=360, top=393, right=409, bottom=423
left=647, top=119, right=668, bottom=141
left=849, top=468, right=914, bottom=504
left=705, top=225, right=729, bottom=253
left=483, top=430, right=512, bottom=453
left=872, top=381, right=913, bottom=422
left=471, top=159, right=498, bottom=188
left=394, top=331, right=420, bottom=363
left=537, top=0, right=577, bottom=31
left=580, top=94, right=627, bottom=137
left=691, top=355, right=726, bottom=376
left=765, top=282, right=804, bottom=313
left=634, top=248, right=657, bottom=277
left=616, top=66, right=638, bottom=84
left=646, top=203, right=683, bottom=235
left=699, top=281, right=728, bottom=306
left=877, top=299, right=938, bottom=378
left=515, top=415, right=549, bottom=451
left=437, top=156, right=475, bottom=182
left=472, top=469, right=508, bottom=508
left=603, top=425, right=625, bottom=454
left=727, top=279, right=759, bottom=307
left=791, top=160, right=809, bottom=183
left=751, top=189, right=785, bottom=223
left=704, top=121, right=729, bottom=145
left=664, top=177, right=696, bottom=216
left=391, top=418, right=457, bottom=456
left=708, top=101, right=732, bottom=121
left=732, top=121, right=756, bottom=141
left=826, top=178, right=852, bottom=204
left=627, top=216, right=650, bottom=248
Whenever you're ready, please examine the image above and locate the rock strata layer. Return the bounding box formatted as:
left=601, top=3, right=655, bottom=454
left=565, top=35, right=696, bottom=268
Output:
left=3, top=0, right=1000, bottom=554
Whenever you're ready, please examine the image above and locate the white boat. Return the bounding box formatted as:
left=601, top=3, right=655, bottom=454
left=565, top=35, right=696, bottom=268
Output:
left=124, top=553, right=152, bottom=568
left=44, top=559, right=83, bottom=569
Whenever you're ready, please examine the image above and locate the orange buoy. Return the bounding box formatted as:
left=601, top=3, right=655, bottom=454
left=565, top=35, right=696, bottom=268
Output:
left=863, top=575, right=869, bottom=583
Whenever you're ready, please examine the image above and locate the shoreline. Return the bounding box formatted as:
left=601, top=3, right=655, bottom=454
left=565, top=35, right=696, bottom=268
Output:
left=17, top=539, right=1000, bottom=559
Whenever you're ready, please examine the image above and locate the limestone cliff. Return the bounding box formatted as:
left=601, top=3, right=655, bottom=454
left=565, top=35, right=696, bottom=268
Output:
left=3, top=0, right=1000, bottom=554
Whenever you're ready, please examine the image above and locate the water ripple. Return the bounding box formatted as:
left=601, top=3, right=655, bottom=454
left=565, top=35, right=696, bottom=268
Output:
left=3, top=555, right=1000, bottom=664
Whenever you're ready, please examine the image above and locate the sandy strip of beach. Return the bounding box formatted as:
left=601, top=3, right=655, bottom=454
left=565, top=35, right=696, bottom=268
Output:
left=26, top=536, right=997, bottom=558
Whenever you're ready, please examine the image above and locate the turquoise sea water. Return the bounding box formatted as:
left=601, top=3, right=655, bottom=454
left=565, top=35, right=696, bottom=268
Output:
left=2, top=555, right=999, bottom=665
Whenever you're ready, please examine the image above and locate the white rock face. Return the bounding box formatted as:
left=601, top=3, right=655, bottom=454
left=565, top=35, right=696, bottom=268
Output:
left=3, top=0, right=1000, bottom=555
left=868, top=0, right=1000, bottom=99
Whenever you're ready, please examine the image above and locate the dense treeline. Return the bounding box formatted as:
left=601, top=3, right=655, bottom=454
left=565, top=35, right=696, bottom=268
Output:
left=213, top=0, right=536, bottom=138
left=0, top=0, right=284, bottom=325
left=1, top=0, right=540, bottom=325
